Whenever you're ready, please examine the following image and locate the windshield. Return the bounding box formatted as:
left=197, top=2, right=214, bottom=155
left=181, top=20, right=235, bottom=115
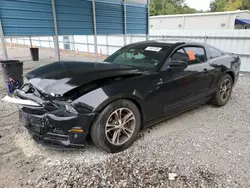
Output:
left=104, top=43, right=171, bottom=70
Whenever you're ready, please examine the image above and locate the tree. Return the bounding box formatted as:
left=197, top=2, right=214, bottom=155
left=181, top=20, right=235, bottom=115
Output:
left=210, top=0, right=250, bottom=12
left=241, top=0, right=250, bottom=9
left=210, top=0, right=227, bottom=12
left=150, top=0, right=198, bottom=16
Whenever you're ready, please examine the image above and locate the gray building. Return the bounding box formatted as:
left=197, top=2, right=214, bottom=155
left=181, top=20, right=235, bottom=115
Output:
left=150, top=10, right=250, bottom=30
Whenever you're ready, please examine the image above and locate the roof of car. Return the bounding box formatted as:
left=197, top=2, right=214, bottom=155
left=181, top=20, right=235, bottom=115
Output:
left=130, top=39, right=204, bottom=46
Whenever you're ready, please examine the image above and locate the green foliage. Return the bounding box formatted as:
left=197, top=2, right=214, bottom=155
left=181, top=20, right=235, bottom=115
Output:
left=210, top=0, right=250, bottom=12
left=149, top=0, right=250, bottom=16
left=150, top=0, right=198, bottom=16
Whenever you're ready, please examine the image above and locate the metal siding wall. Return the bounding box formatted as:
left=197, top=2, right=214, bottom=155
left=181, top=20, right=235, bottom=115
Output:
left=55, top=0, right=93, bottom=35
left=150, top=17, right=184, bottom=30
left=126, top=3, right=147, bottom=34
left=0, top=0, right=54, bottom=36
left=150, top=13, right=250, bottom=30
left=185, top=15, right=229, bottom=30
left=0, top=0, right=148, bottom=36
left=95, top=1, right=123, bottom=34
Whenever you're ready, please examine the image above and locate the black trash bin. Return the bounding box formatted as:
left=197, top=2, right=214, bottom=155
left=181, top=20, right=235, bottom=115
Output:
left=0, top=60, right=23, bottom=94
left=30, top=47, right=39, bottom=61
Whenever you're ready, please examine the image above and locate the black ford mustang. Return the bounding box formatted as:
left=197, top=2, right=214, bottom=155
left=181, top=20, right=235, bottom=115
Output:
left=3, top=40, right=241, bottom=153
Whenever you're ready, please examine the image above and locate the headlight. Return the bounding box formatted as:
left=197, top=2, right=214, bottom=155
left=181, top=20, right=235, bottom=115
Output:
left=64, top=103, right=78, bottom=114
left=53, top=101, right=78, bottom=114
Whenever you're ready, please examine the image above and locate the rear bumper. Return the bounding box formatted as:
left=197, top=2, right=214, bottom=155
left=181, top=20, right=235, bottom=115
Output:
left=19, top=106, right=97, bottom=149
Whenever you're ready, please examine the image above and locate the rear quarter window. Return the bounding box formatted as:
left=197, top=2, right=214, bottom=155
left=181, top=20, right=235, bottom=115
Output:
left=209, top=47, right=224, bottom=59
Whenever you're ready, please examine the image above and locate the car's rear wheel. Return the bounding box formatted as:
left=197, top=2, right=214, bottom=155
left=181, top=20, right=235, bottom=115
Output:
left=212, top=74, right=233, bottom=106
left=90, top=99, right=141, bottom=153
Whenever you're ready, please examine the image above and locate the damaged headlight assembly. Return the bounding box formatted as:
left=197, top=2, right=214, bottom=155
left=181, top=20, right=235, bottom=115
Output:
left=53, top=100, right=78, bottom=114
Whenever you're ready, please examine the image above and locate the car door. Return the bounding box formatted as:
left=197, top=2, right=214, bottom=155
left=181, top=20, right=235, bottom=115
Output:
left=183, top=46, right=215, bottom=96
left=160, top=45, right=215, bottom=116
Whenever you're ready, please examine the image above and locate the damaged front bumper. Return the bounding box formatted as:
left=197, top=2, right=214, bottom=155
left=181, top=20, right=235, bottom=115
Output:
left=3, top=93, right=97, bottom=149
left=19, top=106, right=96, bottom=149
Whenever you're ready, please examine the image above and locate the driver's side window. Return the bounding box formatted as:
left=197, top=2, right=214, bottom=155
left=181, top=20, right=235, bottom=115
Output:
left=172, top=48, right=189, bottom=62
left=171, top=46, right=206, bottom=65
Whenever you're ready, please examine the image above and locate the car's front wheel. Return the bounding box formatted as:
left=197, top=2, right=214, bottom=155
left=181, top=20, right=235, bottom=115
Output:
left=212, top=74, right=233, bottom=106
left=90, top=99, right=141, bottom=153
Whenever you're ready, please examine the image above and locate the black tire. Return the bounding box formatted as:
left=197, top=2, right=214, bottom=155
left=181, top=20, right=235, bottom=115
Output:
left=90, top=99, right=141, bottom=153
left=212, top=74, right=233, bottom=106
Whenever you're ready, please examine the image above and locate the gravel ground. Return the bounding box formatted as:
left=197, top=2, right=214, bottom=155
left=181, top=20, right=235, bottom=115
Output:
left=1, top=46, right=250, bottom=188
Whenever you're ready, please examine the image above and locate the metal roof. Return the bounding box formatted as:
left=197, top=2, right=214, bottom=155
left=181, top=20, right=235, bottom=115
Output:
left=150, top=10, right=250, bottom=19
left=130, top=39, right=202, bottom=46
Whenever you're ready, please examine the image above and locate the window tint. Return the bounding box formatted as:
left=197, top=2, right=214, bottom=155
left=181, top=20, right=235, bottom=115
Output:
left=171, top=49, right=189, bottom=62
left=210, top=47, right=223, bottom=59
left=171, top=46, right=206, bottom=65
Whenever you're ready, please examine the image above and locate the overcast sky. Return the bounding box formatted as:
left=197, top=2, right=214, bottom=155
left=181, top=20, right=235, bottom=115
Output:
left=186, top=0, right=211, bottom=10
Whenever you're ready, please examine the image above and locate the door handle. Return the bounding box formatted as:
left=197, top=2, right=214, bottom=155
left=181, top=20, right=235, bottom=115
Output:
left=157, top=78, right=163, bottom=85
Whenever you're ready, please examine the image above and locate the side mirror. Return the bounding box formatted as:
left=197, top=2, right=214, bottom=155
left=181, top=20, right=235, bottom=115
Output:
left=169, top=60, right=188, bottom=70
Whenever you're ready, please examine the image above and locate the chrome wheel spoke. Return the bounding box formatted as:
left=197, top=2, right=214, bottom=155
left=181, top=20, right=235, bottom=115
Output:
left=106, top=123, right=116, bottom=128
left=223, top=93, right=227, bottom=99
left=220, top=90, right=225, bottom=98
left=118, top=109, right=122, bottom=121
left=114, top=111, right=119, bottom=121
left=221, top=81, right=226, bottom=88
left=220, top=90, right=225, bottom=96
left=123, top=128, right=132, bottom=138
left=124, top=127, right=133, bottom=133
left=123, top=113, right=135, bottom=124
left=106, top=124, right=118, bottom=133
left=114, top=109, right=123, bottom=122
left=123, top=127, right=134, bottom=137
left=112, top=130, right=120, bottom=144
left=122, top=112, right=132, bottom=122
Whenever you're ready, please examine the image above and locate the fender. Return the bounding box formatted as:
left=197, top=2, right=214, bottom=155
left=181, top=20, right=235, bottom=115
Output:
left=72, top=85, right=145, bottom=115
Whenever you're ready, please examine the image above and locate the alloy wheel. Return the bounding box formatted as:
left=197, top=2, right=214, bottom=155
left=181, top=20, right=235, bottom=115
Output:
left=105, top=108, right=136, bottom=146
left=219, top=79, right=232, bottom=101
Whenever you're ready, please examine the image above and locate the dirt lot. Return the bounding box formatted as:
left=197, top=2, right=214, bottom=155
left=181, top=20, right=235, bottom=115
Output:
left=1, top=46, right=250, bottom=188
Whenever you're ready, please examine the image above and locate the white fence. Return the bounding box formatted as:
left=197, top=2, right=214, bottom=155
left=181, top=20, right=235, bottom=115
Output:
left=5, top=29, right=250, bottom=72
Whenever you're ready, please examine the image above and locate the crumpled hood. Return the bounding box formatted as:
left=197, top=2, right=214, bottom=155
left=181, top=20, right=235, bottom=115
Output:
left=25, top=61, right=140, bottom=96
